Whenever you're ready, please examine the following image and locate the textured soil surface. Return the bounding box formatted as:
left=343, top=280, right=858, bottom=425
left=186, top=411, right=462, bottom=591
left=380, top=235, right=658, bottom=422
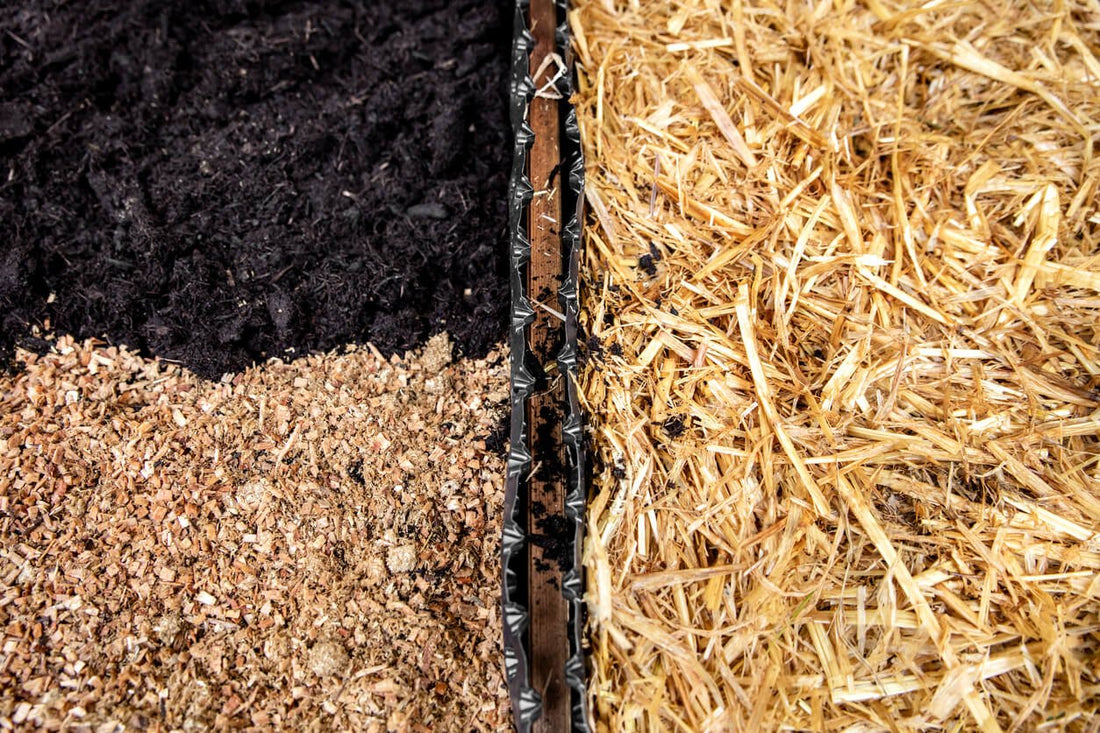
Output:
left=0, top=0, right=511, bottom=379
left=0, top=336, right=511, bottom=730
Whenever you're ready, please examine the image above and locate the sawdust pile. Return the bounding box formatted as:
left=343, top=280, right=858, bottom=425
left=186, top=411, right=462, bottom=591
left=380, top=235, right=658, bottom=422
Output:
left=571, top=0, right=1099, bottom=730
left=0, top=335, right=510, bottom=731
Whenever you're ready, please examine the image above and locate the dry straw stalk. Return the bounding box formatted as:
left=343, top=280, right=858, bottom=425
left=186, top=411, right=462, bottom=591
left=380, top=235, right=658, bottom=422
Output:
left=571, top=0, right=1099, bottom=730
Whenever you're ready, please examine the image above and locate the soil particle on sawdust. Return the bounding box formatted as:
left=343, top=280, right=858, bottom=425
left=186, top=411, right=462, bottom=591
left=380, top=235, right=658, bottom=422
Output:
left=0, top=0, right=511, bottom=379
left=0, top=335, right=511, bottom=731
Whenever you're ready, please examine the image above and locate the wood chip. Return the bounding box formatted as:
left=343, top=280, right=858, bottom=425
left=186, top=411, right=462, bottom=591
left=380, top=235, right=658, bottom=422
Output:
left=0, top=335, right=510, bottom=731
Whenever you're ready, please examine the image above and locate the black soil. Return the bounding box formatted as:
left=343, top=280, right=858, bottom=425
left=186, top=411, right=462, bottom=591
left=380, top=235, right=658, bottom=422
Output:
left=0, top=0, right=510, bottom=378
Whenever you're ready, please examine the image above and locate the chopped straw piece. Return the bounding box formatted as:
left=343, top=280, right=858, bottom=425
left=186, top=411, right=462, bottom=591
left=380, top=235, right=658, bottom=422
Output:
left=572, top=0, right=1099, bottom=729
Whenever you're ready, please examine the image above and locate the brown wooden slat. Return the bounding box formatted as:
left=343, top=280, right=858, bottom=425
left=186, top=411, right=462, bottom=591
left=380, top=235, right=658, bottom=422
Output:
left=526, top=0, right=570, bottom=730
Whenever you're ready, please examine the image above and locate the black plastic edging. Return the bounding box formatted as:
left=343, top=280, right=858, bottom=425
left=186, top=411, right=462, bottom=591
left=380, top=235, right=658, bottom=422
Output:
left=501, top=0, right=590, bottom=730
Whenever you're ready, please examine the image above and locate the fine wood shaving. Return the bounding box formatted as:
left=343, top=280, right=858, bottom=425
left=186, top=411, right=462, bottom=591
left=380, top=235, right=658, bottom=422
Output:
left=0, top=335, right=511, bottom=731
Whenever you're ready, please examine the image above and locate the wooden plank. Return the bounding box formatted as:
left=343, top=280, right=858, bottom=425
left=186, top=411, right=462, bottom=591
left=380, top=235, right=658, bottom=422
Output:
left=526, top=0, right=570, bottom=730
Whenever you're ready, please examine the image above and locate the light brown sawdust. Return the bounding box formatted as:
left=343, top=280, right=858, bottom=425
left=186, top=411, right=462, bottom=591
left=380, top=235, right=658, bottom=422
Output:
left=571, top=0, right=1099, bottom=731
left=0, top=334, right=510, bottom=731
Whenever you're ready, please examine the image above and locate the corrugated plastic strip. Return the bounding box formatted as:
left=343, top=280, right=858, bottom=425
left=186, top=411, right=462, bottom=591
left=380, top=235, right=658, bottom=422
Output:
left=502, top=0, right=589, bottom=730
left=502, top=0, right=539, bottom=728
left=555, top=3, right=590, bottom=729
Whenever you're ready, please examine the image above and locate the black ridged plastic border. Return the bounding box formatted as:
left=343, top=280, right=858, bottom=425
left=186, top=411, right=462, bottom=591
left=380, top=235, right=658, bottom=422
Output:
left=502, top=0, right=539, bottom=727
left=555, top=3, right=589, bottom=729
left=501, top=0, right=589, bottom=730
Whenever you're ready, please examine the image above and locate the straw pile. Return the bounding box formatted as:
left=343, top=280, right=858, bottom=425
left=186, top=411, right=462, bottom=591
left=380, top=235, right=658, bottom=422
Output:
left=571, top=1, right=1099, bottom=730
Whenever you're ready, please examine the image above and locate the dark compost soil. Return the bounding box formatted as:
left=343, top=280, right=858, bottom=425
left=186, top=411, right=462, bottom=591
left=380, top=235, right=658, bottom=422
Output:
left=0, top=0, right=511, bottom=379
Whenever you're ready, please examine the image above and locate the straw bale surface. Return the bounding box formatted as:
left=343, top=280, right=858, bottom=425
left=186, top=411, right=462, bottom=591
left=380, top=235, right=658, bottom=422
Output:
left=0, top=336, right=510, bottom=730
left=571, top=1, right=1099, bottom=730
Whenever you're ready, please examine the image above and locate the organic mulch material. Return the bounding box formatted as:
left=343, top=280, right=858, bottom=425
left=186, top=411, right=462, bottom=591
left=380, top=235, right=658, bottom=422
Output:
left=0, top=335, right=510, bottom=731
left=571, top=0, right=1099, bottom=730
left=0, top=0, right=510, bottom=378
